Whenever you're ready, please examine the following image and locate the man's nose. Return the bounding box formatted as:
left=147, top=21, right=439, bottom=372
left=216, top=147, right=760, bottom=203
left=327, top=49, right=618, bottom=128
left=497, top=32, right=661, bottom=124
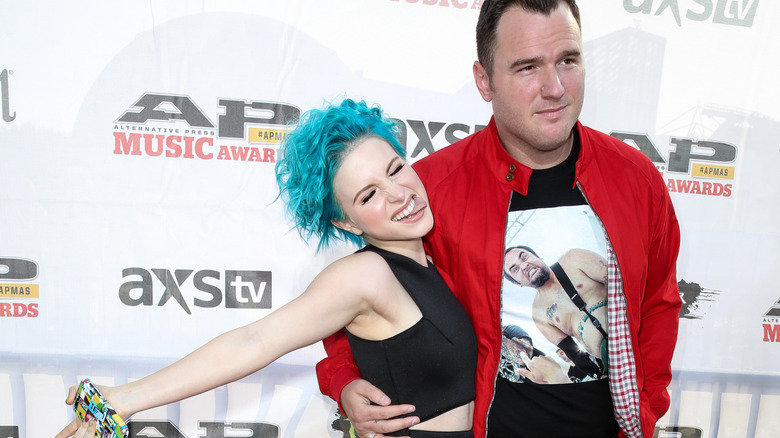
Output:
left=540, top=68, right=565, bottom=98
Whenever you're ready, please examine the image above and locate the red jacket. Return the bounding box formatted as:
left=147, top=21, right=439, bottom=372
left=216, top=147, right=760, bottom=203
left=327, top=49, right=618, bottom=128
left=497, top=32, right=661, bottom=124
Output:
left=317, top=119, right=681, bottom=438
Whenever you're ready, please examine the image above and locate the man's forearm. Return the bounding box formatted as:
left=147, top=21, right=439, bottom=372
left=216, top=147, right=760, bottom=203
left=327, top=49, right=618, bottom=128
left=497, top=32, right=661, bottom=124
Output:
left=316, top=329, right=361, bottom=407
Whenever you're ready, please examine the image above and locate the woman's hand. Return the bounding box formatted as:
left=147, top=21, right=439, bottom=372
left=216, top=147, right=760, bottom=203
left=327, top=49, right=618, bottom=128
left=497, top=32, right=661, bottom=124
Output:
left=55, top=382, right=128, bottom=438
left=56, top=417, right=96, bottom=438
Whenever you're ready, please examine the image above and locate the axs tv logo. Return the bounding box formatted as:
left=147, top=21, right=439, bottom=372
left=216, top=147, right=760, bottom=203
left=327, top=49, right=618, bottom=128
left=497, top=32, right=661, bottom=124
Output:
left=119, top=268, right=272, bottom=314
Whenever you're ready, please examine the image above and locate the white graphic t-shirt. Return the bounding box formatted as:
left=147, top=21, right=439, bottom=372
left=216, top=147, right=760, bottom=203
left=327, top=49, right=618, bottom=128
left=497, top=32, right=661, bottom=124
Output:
left=500, top=205, right=609, bottom=385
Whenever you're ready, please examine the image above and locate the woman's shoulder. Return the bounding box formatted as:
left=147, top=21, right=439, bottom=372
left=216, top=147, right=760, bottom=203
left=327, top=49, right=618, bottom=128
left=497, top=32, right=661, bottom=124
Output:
left=314, top=249, right=395, bottom=293
left=331, top=248, right=388, bottom=268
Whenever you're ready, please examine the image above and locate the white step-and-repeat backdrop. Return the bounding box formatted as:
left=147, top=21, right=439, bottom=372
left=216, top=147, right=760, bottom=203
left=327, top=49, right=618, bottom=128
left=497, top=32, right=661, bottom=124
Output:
left=1, top=1, right=778, bottom=437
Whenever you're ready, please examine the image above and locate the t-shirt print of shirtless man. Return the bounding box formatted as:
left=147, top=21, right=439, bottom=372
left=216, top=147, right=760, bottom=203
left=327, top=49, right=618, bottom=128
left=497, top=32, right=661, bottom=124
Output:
left=499, top=206, right=609, bottom=384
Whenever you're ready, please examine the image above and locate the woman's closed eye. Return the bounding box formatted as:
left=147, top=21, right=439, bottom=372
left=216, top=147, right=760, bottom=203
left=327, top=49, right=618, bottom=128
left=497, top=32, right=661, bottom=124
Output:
left=361, top=189, right=376, bottom=205
left=389, top=163, right=404, bottom=176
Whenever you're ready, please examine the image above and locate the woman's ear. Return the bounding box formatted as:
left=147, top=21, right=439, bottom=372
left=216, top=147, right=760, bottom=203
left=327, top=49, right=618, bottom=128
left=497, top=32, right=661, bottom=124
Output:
left=331, top=219, right=363, bottom=236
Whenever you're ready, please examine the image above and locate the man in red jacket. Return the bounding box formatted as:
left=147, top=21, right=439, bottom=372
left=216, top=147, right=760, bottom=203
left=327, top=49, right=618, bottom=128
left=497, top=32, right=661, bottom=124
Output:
left=316, top=1, right=681, bottom=437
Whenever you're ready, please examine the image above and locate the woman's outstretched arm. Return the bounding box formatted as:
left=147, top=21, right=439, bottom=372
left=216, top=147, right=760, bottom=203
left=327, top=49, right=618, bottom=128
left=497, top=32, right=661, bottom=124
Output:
left=56, top=253, right=375, bottom=438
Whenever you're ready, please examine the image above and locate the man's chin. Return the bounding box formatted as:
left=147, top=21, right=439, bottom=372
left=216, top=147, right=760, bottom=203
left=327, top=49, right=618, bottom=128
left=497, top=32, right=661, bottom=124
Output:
left=530, top=269, right=551, bottom=288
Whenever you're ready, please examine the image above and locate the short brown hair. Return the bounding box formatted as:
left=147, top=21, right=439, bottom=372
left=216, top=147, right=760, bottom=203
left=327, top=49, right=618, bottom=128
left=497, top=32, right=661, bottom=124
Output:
left=476, top=0, right=581, bottom=76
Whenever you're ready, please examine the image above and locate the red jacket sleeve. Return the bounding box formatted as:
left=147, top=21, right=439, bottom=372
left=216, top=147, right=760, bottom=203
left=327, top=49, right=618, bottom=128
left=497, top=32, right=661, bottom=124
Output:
left=315, top=329, right=361, bottom=411
left=637, top=174, right=682, bottom=436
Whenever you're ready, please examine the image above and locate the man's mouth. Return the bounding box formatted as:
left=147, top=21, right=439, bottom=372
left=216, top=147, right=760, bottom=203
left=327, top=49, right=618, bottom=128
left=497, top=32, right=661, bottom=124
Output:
left=537, top=106, right=566, bottom=119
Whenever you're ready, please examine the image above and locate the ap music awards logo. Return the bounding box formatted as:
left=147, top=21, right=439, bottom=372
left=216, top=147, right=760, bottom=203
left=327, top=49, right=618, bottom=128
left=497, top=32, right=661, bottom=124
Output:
left=112, top=92, right=491, bottom=165
left=611, top=131, right=737, bottom=198
left=762, top=297, right=780, bottom=343
left=113, top=93, right=301, bottom=164
left=119, top=267, right=272, bottom=314
left=123, top=420, right=279, bottom=438
left=122, top=416, right=354, bottom=437
left=624, top=0, right=760, bottom=27
left=389, top=0, right=484, bottom=10
left=0, top=257, right=40, bottom=318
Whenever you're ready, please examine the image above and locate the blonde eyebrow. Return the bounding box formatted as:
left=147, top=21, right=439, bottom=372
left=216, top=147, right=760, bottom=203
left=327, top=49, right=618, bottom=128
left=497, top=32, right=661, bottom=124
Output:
left=386, top=156, right=401, bottom=175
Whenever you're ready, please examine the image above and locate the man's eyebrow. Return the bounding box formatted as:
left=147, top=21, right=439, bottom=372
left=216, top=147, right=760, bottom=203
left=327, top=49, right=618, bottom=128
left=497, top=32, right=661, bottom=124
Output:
left=509, top=49, right=581, bottom=69
left=560, top=49, right=581, bottom=59
left=509, top=56, right=542, bottom=69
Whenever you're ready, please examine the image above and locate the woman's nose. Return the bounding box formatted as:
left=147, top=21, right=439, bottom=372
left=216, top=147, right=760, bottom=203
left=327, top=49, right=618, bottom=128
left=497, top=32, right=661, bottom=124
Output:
left=383, top=182, right=405, bottom=202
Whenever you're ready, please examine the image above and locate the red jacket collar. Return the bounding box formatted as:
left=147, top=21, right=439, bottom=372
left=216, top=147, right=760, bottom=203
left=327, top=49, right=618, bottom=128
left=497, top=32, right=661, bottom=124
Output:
left=481, top=117, right=587, bottom=195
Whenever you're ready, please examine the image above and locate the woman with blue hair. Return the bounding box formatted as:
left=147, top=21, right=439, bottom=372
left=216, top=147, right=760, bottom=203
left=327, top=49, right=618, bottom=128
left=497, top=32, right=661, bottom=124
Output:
left=58, top=99, right=477, bottom=438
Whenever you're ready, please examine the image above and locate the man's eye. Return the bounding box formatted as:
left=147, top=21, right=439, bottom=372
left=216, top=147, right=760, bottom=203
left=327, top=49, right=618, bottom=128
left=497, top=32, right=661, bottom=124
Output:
left=390, top=163, right=404, bottom=176
left=361, top=189, right=376, bottom=205
left=561, top=56, right=581, bottom=66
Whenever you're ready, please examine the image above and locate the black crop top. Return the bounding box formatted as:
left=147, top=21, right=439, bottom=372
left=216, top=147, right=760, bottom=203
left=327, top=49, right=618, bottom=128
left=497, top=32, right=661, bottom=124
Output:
left=345, top=245, right=477, bottom=433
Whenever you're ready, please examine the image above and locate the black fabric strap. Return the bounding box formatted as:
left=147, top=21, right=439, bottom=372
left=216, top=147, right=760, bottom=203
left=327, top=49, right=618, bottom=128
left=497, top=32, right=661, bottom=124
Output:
left=550, top=262, right=608, bottom=340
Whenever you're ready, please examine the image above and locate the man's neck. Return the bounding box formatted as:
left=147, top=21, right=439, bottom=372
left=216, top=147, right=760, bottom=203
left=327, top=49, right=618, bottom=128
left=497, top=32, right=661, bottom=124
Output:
left=499, top=130, right=575, bottom=170
left=537, top=279, right=562, bottom=296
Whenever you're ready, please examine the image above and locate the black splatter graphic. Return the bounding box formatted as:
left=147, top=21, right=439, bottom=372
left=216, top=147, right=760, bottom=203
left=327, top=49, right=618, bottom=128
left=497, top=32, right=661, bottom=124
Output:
left=331, top=412, right=354, bottom=437
left=678, top=279, right=720, bottom=320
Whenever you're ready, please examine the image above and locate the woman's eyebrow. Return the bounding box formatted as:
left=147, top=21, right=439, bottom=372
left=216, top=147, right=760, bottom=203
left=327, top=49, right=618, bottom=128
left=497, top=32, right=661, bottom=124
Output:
left=386, top=156, right=401, bottom=174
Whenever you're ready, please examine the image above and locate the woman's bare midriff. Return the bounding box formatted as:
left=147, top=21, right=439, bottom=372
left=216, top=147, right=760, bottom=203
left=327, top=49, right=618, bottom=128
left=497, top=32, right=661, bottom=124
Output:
left=410, top=401, right=474, bottom=432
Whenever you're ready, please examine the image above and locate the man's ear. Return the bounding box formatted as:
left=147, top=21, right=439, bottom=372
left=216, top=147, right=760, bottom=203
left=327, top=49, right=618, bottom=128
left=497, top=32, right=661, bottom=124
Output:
left=331, top=219, right=363, bottom=236
left=473, top=61, right=493, bottom=103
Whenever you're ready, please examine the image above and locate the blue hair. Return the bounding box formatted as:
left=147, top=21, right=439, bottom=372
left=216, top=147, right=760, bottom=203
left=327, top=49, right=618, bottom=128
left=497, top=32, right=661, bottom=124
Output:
left=275, top=99, right=406, bottom=252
